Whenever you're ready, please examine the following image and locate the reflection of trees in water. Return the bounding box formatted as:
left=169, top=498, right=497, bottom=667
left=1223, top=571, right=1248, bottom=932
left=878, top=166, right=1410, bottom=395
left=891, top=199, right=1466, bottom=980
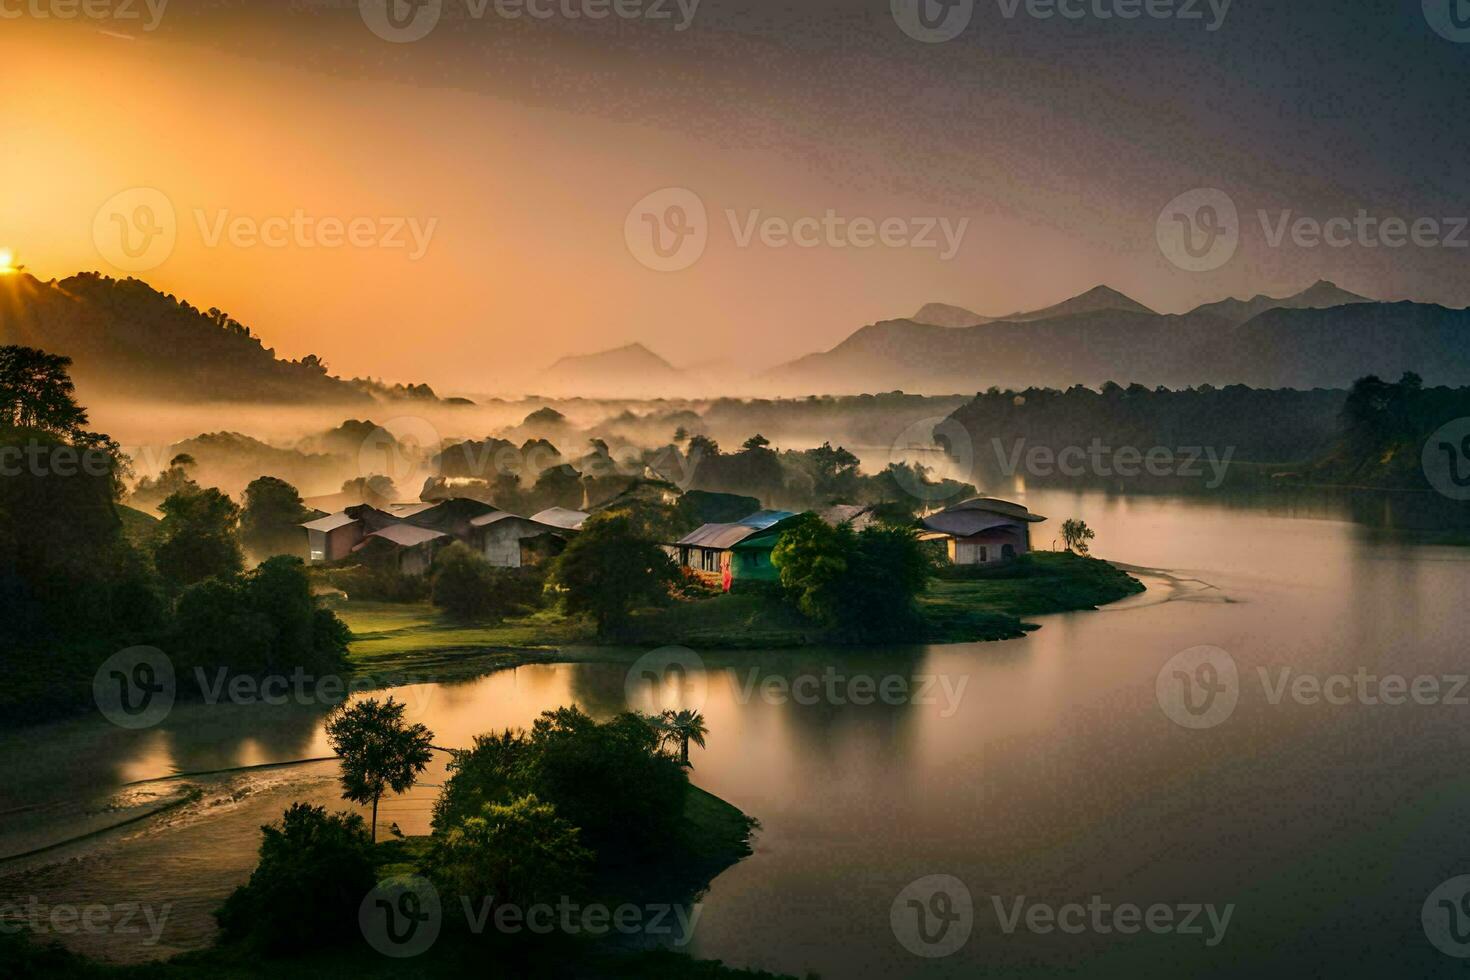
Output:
left=567, top=661, right=640, bottom=718
left=151, top=697, right=334, bottom=776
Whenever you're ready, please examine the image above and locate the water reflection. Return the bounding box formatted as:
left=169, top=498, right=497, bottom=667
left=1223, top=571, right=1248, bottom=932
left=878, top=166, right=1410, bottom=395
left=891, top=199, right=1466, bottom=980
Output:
left=2, top=488, right=1470, bottom=976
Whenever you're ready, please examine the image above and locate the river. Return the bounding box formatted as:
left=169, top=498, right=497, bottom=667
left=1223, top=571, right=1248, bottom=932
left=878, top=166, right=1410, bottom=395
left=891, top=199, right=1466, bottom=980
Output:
left=3, top=487, right=1469, bottom=976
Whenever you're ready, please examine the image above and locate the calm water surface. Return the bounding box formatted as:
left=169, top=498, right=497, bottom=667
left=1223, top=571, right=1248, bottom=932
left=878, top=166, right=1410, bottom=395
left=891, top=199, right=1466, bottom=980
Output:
left=4, top=488, right=1470, bottom=976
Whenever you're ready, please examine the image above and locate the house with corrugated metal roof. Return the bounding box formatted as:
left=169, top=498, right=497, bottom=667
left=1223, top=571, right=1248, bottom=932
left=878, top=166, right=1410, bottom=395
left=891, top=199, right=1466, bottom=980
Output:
left=301, top=497, right=582, bottom=575
left=919, top=497, right=1046, bottom=565
left=352, top=522, right=449, bottom=576
left=670, top=509, right=798, bottom=587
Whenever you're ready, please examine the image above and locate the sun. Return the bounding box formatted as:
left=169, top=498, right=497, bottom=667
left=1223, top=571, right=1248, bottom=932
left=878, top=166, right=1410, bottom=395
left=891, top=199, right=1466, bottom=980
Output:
left=0, top=249, right=14, bottom=273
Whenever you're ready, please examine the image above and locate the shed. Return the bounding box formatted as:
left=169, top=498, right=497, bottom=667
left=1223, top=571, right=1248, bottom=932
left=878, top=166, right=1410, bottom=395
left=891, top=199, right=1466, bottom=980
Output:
left=469, top=511, right=574, bottom=568
left=352, top=523, right=449, bottom=576
left=920, top=497, right=1046, bottom=565
left=302, top=511, right=364, bottom=562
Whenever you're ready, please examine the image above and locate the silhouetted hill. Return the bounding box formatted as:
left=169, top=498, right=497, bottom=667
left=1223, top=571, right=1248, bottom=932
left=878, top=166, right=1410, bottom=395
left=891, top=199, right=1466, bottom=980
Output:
left=0, top=272, right=374, bottom=403
left=764, top=286, right=1470, bottom=394
left=1187, top=280, right=1369, bottom=325
left=1214, top=301, right=1470, bottom=388
left=538, top=342, right=689, bottom=397
left=913, top=303, right=992, bottom=327
left=1000, top=284, right=1156, bottom=321
left=910, top=285, right=1152, bottom=328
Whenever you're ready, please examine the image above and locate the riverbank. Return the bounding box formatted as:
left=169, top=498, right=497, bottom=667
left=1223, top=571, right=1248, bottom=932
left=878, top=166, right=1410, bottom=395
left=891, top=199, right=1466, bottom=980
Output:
left=339, top=552, right=1144, bottom=675
left=0, top=554, right=1141, bottom=730
left=1, top=786, right=779, bottom=979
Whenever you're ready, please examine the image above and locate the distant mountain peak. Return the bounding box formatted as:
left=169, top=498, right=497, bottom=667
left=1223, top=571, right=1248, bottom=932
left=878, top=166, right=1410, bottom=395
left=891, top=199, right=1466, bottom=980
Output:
left=999, top=284, right=1156, bottom=322
left=547, top=342, right=677, bottom=373
left=912, top=302, right=989, bottom=328
left=1189, top=280, right=1372, bottom=325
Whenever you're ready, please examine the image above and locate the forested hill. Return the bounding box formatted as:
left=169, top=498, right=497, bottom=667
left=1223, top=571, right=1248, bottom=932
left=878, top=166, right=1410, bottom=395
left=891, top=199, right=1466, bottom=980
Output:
left=940, top=383, right=1345, bottom=490
left=0, top=272, right=385, bottom=403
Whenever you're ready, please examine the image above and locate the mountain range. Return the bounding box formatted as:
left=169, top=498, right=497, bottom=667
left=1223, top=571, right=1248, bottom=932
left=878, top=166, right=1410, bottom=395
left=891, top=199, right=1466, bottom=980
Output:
left=4, top=270, right=1465, bottom=402
left=759, top=280, right=1467, bottom=394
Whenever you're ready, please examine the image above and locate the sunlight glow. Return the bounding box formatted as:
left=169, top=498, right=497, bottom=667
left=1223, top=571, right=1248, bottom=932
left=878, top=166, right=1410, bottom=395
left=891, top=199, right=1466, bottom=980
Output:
left=0, top=249, right=14, bottom=273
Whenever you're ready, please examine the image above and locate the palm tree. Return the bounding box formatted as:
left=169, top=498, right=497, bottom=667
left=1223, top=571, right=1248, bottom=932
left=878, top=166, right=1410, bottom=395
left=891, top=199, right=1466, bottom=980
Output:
left=660, top=709, right=708, bottom=768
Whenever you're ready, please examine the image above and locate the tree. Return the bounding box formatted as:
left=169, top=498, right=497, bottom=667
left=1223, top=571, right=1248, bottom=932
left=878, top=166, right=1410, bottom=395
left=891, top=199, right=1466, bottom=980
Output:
left=171, top=556, right=349, bottom=677
left=340, top=474, right=397, bottom=506
left=686, top=433, right=720, bottom=459
left=430, top=542, right=499, bottom=620
left=240, top=476, right=311, bottom=558
left=215, top=803, right=376, bottom=953
left=741, top=433, right=771, bottom=451
left=0, top=345, right=88, bottom=435
left=0, top=345, right=126, bottom=495
left=659, top=708, right=708, bottom=768
left=1061, top=518, right=1095, bottom=555
left=770, top=514, right=853, bottom=628
left=153, top=487, right=244, bottom=590
left=522, top=707, right=688, bottom=853
left=547, top=514, right=678, bottom=637
left=324, top=697, right=434, bottom=842
left=771, top=516, right=931, bottom=639
left=428, top=795, right=592, bottom=907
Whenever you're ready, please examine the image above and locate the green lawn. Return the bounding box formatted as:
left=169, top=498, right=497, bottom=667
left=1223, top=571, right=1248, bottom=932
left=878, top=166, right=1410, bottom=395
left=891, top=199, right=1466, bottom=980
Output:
left=335, top=602, right=595, bottom=682
left=335, top=553, right=1145, bottom=676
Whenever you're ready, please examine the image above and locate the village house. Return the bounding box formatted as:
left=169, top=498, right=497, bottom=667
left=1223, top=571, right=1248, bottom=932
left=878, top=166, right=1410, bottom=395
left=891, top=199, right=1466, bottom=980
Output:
left=670, top=510, right=797, bottom=587
left=920, top=497, right=1046, bottom=564
left=301, top=497, right=581, bottom=575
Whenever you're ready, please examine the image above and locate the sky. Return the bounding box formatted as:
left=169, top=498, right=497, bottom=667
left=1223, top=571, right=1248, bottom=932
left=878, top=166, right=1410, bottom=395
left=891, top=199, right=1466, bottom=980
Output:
left=2, top=0, right=1468, bottom=393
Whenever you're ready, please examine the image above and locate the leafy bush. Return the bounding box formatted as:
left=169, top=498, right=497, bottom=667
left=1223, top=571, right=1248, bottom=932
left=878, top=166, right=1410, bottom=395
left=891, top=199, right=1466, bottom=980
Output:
left=429, top=794, right=592, bottom=907
left=548, top=515, right=679, bottom=637
left=171, top=556, right=349, bottom=677
left=771, top=515, right=932, bottom=640
left=314, top=562, right=429, bottom=602
left=430, top=543, right=546, bottom=621
left=215, top=803, right=376, bottom=953
left=432, top=707, right=687, bottom=858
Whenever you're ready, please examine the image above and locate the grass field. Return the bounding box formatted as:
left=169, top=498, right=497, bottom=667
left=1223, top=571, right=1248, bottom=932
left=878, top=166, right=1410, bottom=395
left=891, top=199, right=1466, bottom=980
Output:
left=335, top=552, right=1144, bottom=682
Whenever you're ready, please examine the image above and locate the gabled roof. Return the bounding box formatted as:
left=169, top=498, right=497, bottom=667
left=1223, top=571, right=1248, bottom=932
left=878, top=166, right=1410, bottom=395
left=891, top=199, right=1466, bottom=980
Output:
left=302, top=512, right=358, bottom=533
left=388, top=502, right=438, bottom=518
left=736, top=509, right=797, bottom=529
left=943, top=497, right=1046, bottom=522
left=676, top=522, right=763, bottom=550
left=469, top=510, right=515, bottom=528
left=920, top=497, right=1046, bottom=538
left=531, top=507, right=589, bottom=530
left=731, top=513, right=811, bottom=551
left=362, top=524, right=447, bottom=549
left=818, top=503, right=879, bottom=530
